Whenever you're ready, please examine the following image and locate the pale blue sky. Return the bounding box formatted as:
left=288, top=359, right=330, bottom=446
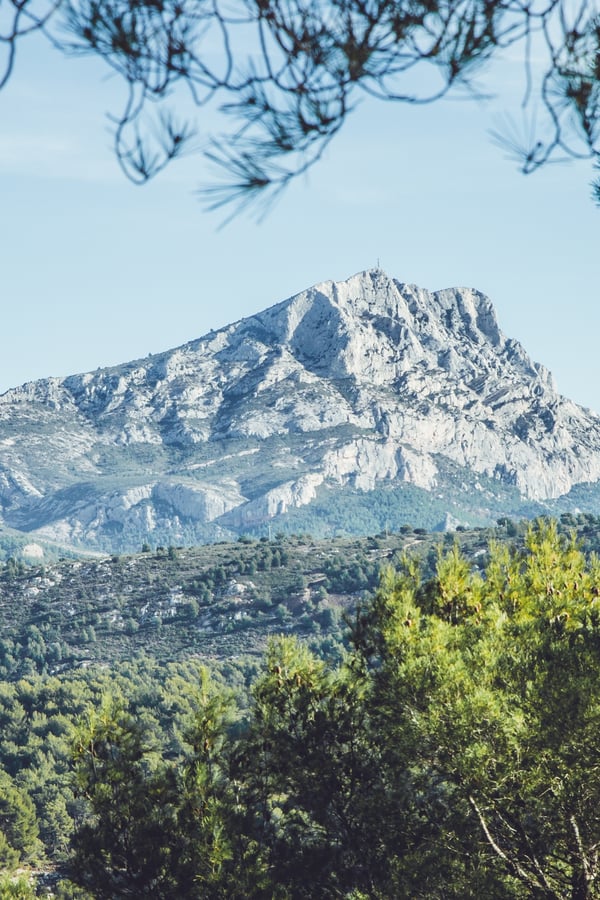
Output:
left=1, top=34, right=599, bottom=410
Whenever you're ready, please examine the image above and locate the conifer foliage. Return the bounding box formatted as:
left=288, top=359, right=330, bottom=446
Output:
left=2, top=0, right=600, bottom=211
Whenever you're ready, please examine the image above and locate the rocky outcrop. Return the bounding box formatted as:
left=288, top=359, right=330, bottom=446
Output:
left=1, top=269, right=599, bottom=550
left=153, top=481, right=245, bottom=522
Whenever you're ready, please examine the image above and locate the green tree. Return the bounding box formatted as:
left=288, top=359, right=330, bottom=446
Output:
left=232, top=635, right=395, bottom=897
left=71, top=695, right=180, bottom=897
left=0, top=769, right=40, bottom=871
left=70, top=674, right=257, bottom=898
left=357, top=521, right=600, bottom=898
left=0, top=876, right=37, bottom=899
left=172, top=674, right=269, bottom=899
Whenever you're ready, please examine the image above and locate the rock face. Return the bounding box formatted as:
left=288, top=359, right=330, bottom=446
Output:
left=1, top=268, right=600, bottom=550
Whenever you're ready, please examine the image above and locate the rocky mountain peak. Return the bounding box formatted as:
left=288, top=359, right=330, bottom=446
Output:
left=0, top=270, right=597, bottom=552
left=249, top=269, right=545, bottom=389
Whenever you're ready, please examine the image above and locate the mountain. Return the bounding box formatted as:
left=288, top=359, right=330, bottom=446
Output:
left=2, top=268, right=600, bottom=554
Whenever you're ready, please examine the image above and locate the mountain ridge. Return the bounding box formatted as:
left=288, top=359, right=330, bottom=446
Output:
left=1, top=269, right=599, bottom=552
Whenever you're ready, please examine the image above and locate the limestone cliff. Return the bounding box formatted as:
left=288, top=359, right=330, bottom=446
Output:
left=1, top=269, right=598, bottom=549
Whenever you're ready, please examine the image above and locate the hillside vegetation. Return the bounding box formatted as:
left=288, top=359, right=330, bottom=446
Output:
left=0, top=516, right=554, bottom=679
left=0, top=517, right=600, bottom=897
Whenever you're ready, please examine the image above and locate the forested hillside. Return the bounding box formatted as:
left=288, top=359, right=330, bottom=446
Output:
left=1, top=517, right=600, bottom=897
left=0, top=523, right=512, bottom=679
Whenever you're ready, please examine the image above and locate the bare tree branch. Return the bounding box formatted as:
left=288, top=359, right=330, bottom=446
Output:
left=468, top=794, right=561, bottom=898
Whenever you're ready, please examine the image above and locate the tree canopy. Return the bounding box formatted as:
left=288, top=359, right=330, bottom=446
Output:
left=61, top=521, right=600, bottom=897
left=2, top=0, right=600, bottom=214
left=3, top=521, right=600, bottom=895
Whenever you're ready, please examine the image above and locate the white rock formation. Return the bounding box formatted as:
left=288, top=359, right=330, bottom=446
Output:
left=1, top=268, right=599, bottom=548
